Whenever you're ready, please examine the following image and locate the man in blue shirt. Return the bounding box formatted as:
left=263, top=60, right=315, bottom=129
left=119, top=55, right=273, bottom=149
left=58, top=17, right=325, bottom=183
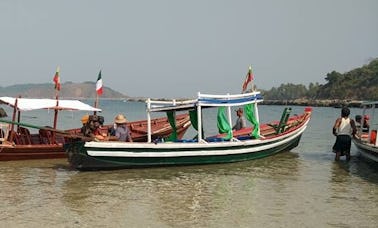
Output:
left=114, top=114, right=133, bottom=142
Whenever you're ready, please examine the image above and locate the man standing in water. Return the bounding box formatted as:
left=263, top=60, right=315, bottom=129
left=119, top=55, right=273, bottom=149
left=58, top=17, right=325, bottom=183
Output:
left=332, top=107, right=357, bottom=161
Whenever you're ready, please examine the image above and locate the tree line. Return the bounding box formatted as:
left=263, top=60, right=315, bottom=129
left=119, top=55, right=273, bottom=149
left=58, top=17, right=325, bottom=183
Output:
left=262, top=58, right=378, bottom=101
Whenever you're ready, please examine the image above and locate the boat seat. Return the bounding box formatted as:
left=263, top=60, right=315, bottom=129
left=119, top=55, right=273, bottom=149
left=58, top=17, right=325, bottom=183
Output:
left=267, top=108, right=292, bottom=134
left=39, top=129, right=55, bottom=144
left=18, top=127, right=32, bottom=145
left=9, top=131, right=21, bottom=145
left=55, top=134, right=65, bottom=144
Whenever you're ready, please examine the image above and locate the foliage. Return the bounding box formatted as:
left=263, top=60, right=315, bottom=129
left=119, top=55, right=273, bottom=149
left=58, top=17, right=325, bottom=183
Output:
left=262, top=58, right=378, bottom=100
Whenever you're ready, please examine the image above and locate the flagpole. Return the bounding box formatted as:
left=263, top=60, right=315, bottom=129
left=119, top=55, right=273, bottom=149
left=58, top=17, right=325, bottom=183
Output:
left=94, top=70, right=102, bottom=115
left=53, top=67, right=60, bottom=130
left=94, top=93, right=98, bottom=115
left=52, top=66, right=60, bottom=144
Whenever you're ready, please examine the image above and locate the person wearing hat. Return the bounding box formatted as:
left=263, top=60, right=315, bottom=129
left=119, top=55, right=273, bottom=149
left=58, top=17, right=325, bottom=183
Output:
left=80, top=114, right=90, bottom=136
left=232, top=107, right=247, bottom=131
left=114, top=114, right=133, bottom=142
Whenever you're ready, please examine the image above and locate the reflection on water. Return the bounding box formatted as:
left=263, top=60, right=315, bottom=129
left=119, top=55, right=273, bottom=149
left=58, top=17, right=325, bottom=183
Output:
left=57, top=152, right=301, bottom=227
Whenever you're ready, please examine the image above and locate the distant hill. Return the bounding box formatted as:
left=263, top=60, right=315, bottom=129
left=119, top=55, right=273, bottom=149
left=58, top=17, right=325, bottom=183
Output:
left=0, top=81, right=128, bottom=99
left=262, top=58, right=378, bottom=101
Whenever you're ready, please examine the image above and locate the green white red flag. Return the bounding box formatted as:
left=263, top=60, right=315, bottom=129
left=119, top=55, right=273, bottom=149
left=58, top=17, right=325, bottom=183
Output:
left=242, top=66, right=254, bottom=92
left=96, top=70, right=103, bottom=96
left=53, top=66, right=61, bottom=91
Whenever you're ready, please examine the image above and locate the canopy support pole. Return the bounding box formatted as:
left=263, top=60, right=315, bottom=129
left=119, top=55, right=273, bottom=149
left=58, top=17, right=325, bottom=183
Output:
left=197, top=92, right=202, bottom=142
left=147, top=98, right=152, bottom=143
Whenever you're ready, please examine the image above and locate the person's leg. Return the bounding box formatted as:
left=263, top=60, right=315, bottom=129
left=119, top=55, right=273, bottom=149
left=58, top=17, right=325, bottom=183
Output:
left=345, top=136, right=352, bottom=161
left=335, top=151, right=341, bottom=161
left=346, top=150, right=351, bottom=161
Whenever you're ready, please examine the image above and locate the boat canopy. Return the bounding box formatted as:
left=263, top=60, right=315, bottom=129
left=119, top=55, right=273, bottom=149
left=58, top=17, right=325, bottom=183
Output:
left=145, top=91, right=263, bottom=142
left=0, top=97, right=102, bottom=112
left=147, top=91, right=263, bottom=112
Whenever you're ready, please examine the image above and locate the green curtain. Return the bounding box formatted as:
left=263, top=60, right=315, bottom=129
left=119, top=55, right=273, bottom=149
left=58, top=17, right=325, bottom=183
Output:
left=244, top=104, right=259, bottom=139
left=189, top=110, right=198, bottom=131
left=166, top=111, right=177, bottom=141
left=189, top=109, right=204, bottom=140
left=217, top=107, right=233, bottom=140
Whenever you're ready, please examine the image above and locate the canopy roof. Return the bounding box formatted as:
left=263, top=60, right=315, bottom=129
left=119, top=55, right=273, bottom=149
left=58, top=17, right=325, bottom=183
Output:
left=0, top=97, right=102, bottom=112
left=148, top=91, right=263, bottom=112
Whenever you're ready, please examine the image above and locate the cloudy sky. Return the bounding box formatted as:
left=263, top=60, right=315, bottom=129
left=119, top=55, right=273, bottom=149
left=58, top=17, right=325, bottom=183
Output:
left=1, top=0, right=377, bottom=98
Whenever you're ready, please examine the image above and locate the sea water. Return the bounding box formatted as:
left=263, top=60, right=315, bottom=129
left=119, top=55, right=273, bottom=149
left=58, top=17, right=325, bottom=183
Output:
left=0, top=101, right=377, bottom=227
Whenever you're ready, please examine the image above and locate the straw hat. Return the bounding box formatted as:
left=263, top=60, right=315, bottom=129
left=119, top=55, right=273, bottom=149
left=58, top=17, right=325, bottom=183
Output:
left=81, top=114, right=89, bottom=124
left=114, top=114, right=127, bottom=124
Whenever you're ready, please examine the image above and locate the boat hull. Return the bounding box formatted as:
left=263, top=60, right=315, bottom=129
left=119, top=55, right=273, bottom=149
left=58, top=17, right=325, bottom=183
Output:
left=66, top=124, right=306, bottom=170
left=0, top=144, right=66, bottom=161
left=353, top=139, right=378, bottom=162
left=0, top=114, right=191, bottom=161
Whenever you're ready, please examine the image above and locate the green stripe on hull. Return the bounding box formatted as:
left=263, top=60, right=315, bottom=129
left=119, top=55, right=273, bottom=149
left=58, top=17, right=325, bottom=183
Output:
left=67, top=135, right=302, bottom=170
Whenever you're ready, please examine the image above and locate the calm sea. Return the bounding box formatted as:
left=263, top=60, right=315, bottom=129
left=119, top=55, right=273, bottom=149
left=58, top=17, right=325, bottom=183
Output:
left=0, top=101, right=377, bottom=227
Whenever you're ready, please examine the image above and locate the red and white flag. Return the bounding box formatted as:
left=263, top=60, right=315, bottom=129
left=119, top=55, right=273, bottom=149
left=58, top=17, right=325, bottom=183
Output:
left=96, top=70, right=103, bottom=96
left=242, top=66, right=254, bottom=92
left=53, top=66, right=61, bottom=91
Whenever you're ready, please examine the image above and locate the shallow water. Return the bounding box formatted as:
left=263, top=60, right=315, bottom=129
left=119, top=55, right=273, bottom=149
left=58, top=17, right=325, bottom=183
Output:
left=0, top=103, right=377, bottom=227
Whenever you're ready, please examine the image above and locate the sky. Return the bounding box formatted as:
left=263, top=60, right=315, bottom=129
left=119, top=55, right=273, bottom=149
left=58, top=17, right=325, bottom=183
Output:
left=1, top=0, right=377, bottom=98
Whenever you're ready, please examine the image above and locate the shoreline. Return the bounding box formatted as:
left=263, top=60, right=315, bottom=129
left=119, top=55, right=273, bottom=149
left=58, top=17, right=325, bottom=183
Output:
left=60, top=97, right=364, bottom=108
left=261, top=99, right=363, bottom=108
left=125, top=98, right=363, bottom=108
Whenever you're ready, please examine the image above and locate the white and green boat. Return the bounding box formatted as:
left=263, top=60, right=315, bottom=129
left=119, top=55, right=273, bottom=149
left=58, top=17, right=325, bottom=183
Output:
left=65, top=91, right=312, bottom=170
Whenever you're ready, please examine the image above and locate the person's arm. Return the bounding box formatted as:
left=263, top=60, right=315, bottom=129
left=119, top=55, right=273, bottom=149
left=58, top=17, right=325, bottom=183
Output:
left=115, top=128, right=121, bottom=140
left=241, top=117, right=247, bottom=128
left=126, top=127, right=133, bottom=142
left=350, top=119, right=357, bottom=138
left=232, top=119, right=238, bottom=130
left=332, top=118, right=341, bottom=136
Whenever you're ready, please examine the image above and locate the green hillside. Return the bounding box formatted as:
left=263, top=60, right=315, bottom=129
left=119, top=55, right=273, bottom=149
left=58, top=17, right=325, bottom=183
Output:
left=263, top=58, right=378, bottom=101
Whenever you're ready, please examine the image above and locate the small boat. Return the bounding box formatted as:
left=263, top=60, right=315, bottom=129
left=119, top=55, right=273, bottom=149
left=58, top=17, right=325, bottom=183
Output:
left=352, top=101, right=378, bottom=162
left=65, top=90, right=312, bottom=170
left=0, top=97, right=191, bottom=161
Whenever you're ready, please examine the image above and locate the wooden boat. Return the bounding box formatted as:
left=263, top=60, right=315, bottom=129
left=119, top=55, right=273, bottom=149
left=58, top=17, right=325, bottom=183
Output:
left=65, top=90, right=312, bottom=170
left=0, top=97, right=191, bottom=161
left=0, top=97, right=102, bottom=161
left=66, top=113, right=190, bottom=143
left=352, top=101, right=378, bottom=162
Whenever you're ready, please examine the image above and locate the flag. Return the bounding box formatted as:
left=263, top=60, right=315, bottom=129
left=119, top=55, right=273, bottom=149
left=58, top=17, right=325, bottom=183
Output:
left=53, top=66, right=61, bottom=91
left=242, top=66, right=254, bottom=92
left=96, top=70, right=103, bottom=96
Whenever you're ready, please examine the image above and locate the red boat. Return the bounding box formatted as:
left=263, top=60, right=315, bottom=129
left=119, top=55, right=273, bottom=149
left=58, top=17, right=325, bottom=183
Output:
left=0, top=97, right=191, bottom=161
